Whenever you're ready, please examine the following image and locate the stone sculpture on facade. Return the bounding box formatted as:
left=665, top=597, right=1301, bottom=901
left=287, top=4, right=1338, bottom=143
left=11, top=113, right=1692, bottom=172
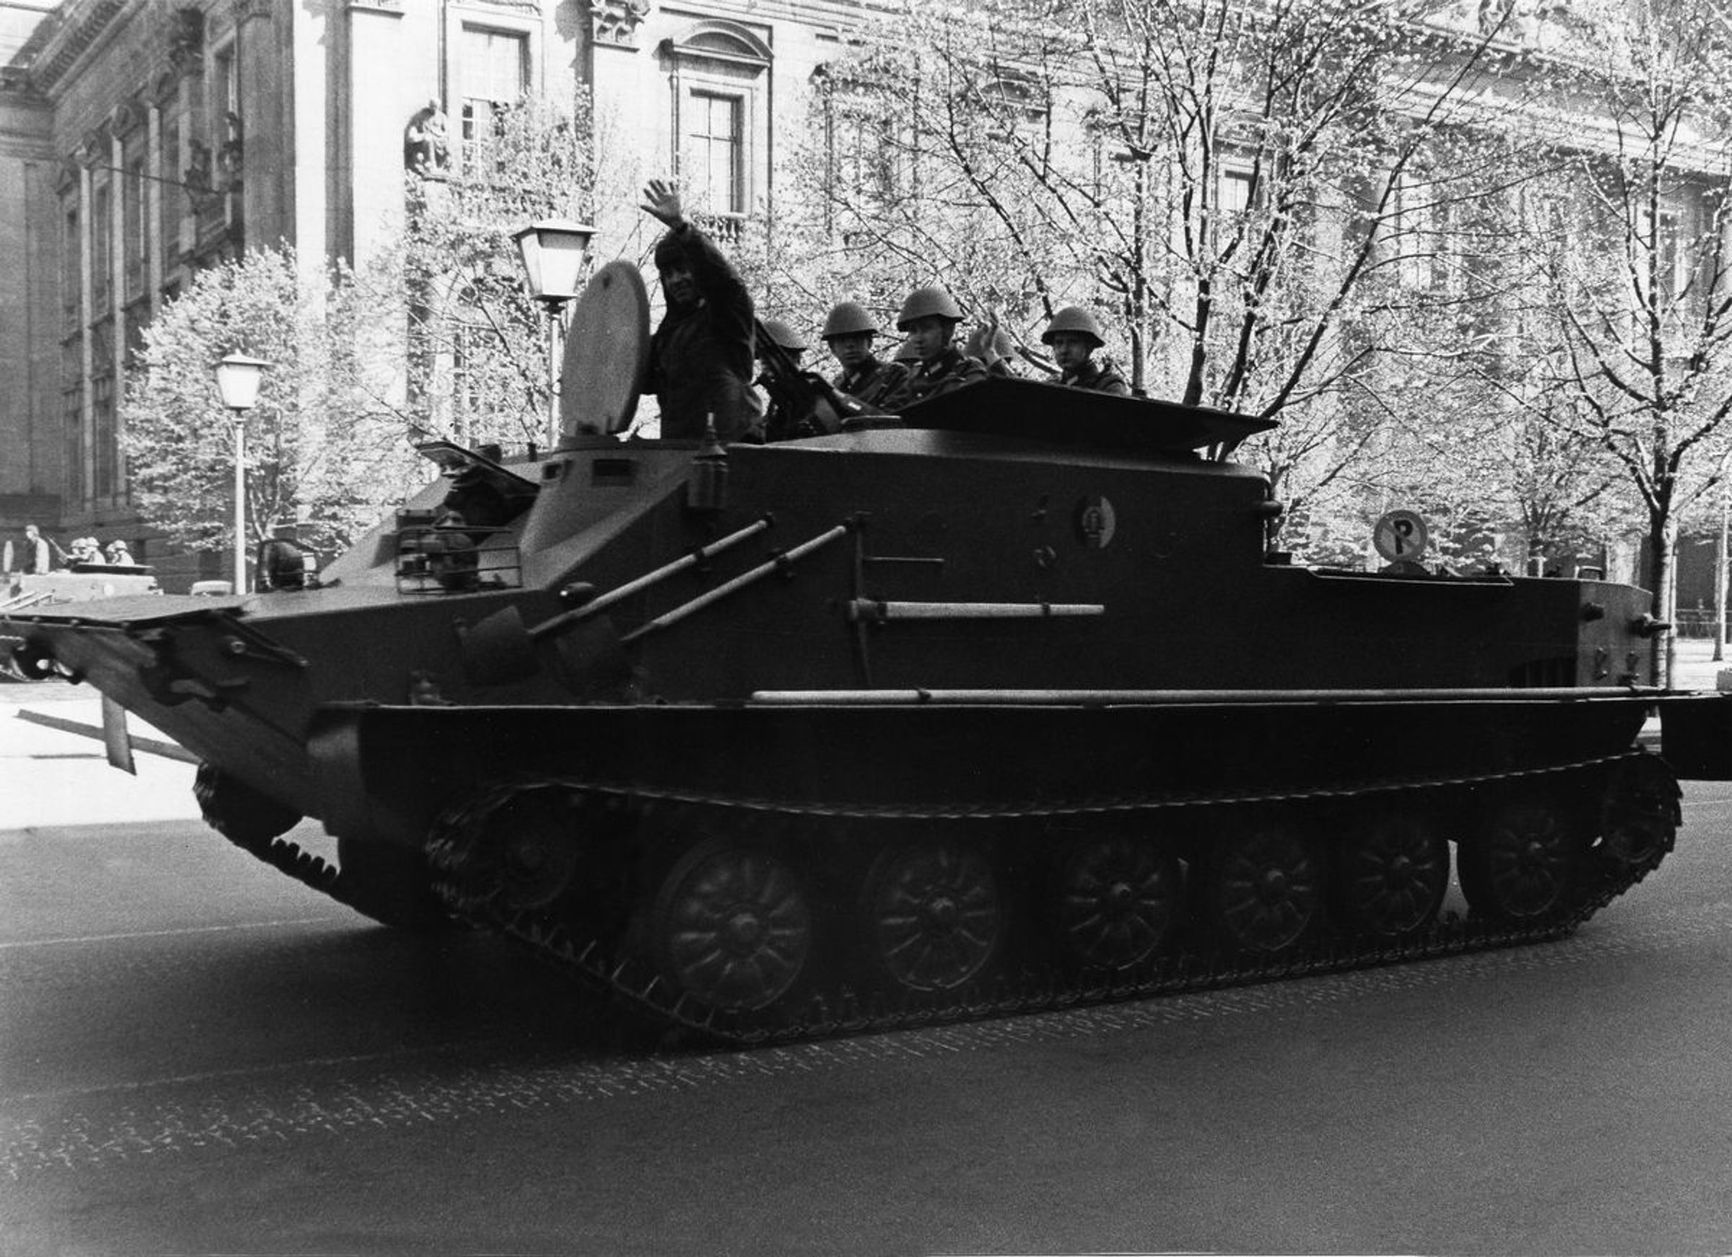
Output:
left=404, top=100, right=451, bottom=180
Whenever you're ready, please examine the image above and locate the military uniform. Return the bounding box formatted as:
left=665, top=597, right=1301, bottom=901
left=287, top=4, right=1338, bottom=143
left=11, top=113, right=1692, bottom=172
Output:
left=645, top=223, right=761, bottom=441
left=1059, top=357, right=1131, bottom=396
left=877, top=347, right=988, bottom=411
left=833, top=357, right=909, bottom=410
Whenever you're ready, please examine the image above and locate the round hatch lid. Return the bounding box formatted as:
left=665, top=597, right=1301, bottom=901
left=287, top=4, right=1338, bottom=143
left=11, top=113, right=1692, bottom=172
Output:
left=559, top=259, right=650, bottom=438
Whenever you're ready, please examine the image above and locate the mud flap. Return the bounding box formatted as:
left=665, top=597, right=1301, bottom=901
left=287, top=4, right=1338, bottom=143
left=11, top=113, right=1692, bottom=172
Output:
left=1658, top=694, right=1732, bottom=780
left=101, top=694, right=135, bottom=775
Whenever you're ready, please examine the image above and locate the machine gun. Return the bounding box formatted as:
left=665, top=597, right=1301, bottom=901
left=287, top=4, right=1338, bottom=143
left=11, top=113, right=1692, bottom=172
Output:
left=753, top=318, right=884, bottom=441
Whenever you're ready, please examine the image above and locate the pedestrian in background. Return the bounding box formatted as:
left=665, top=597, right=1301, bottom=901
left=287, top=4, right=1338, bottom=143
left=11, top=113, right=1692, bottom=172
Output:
left=5, top=523, right=55, bottom=574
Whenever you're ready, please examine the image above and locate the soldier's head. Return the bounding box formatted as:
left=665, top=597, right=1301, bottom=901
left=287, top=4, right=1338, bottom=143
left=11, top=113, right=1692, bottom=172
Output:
left=1042, top=306, right=1106, bottom=372
left=896, top=286, right=964, bottom=364
left=653, top=234, right=698, bottom=309
left=757, top=318, right=808, bottom=369
left=822, top=301, right=879, bottom=371
left=24, top=524, right=39, bottom=540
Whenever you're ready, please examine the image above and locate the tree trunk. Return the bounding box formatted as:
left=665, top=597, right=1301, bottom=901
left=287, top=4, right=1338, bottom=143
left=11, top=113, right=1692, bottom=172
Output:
left=1716, top=489, right=1727, bottom=663
left=1648, top=514, right=1676, bottom=688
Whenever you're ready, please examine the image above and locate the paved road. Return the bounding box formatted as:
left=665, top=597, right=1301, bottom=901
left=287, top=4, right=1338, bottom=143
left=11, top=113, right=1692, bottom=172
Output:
left=5, top=676, right=1732, bottom=1255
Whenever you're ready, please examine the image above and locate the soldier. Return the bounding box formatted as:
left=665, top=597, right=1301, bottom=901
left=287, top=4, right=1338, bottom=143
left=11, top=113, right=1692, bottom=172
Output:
left=640, top=179, right=761, bottom=441
left=6, top=524, right=54, bottom=575
left=821, top=300, right=906, bottom=410
left=756, top=319, right=811, bottom=442
left=876, top=285, right=989, bottom=412
left=1043, top=306, right=1130, bottom=396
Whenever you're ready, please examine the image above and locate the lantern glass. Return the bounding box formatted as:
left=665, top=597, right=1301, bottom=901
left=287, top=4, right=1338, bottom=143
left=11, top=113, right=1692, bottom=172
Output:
left=514, top=219, right=595, bottom=305
left=214, top=353, right=272, bottom=411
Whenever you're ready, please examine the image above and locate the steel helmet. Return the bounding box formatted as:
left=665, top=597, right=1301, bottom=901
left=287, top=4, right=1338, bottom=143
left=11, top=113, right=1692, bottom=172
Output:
left=759, top=318, right=808, bottom=353
left=1042, top=306, right=1105, bottom=348
left=822, top=300, right=878, bottom=339
left=896, top=285, right=964, bottom=330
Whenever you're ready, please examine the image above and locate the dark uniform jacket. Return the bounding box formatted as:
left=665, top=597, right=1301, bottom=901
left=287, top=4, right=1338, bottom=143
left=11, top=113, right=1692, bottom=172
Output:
left=645, top=223, right=761, bottom=441
left=1059, top=357, right=1131, bottom=396
left=833, top=357, right=909, bottom=411
left=877, top=347, right=989, bottom=412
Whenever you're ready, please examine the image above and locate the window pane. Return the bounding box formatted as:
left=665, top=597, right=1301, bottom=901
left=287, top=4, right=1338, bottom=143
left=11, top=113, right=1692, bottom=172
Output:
left=462, top=29, right=525, bottom=125
left=160, top=108, right=182, bottom=266
left=62, top=203, right=80, bottom=324
left=90, top=177, right=110, bottom=309
left=687, top=91, right=742, bottom=214
left=1220, top=168, right=1255, bottom=215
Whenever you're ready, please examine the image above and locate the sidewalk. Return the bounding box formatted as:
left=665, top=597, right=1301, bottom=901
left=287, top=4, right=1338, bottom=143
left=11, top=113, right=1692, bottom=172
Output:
left=1669, top=637, right=1732, bottom=693
left=0, top=678, right=199, bottom=829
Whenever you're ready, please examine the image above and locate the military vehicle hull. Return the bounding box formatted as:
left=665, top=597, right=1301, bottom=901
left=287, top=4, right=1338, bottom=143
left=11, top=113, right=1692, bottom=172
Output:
left=5, top=308, right=1732, bottom=1041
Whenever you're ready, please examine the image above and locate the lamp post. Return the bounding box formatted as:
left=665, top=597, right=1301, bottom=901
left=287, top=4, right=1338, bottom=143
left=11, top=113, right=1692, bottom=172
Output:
left=213, top=353, right=271, bottom=594
left=513, top=218, right=594, bottom=447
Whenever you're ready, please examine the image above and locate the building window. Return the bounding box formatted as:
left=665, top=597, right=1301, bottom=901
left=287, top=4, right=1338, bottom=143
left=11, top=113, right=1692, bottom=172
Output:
left=664, top=22, right=772, bottom=231
left=125, top=151, right=149, bottom=301
left=90, top=173, right=112, bottom=312
left=460, top=26, right=528, bottom=170
left=686, top=91, right=743, bottom=216
left=1219, top=166, right=1257, bottom=217
left=1212, top=162, right=1260, bottom=249
left=91, top=329, right=115, bottom=499
left=211, top=42, right=237, bottom=138
left=1393, top=172, right=1448, bottom=292
left=160, top=102, right=184, bottom=267
left=1655, top=208, right=1686, bottom=307
left=61, top=202, right=81, bottom=330
left=61, top=352, right=83, bottom=505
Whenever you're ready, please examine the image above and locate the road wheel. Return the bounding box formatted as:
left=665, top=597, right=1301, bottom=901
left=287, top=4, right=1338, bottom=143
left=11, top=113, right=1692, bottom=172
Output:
left=1596, top=755, right=1680, bottom=873
left=1208, top=820, right=1323, bottom=954
left=1333, top=811, right=1450, bottom=939
left=861, top=839, right=1002, bottom=993
left=652, top=838, right=813, bottom=1013
left=1459, top=799, right=1582, bottom=922
left=462, top=789, right=583, bottom=914
left=1053, top=835, right=1182, bottom=971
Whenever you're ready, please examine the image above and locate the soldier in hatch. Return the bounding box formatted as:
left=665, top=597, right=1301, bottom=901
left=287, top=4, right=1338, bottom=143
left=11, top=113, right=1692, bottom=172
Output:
left=1043, top=306, right=1130, bottom=396
left=756, top=318, right=812, bottom=442
left=640, top=179, right=762, bottom=441
left=821, top=300, right=907, bottom=411
left=875, top=285, right=990, bottom=411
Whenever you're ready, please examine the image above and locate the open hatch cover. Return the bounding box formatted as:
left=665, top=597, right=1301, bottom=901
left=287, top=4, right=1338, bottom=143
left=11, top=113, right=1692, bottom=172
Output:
left=899, top=376, right=1278, bottom=456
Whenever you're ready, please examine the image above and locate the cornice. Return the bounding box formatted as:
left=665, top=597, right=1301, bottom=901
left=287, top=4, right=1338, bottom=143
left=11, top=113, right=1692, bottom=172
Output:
left=14, top=0, right=130, bottom=96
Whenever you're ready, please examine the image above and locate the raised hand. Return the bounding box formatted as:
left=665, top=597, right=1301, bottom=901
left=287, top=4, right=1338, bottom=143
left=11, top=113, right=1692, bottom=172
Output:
left=966, top=309, right=1003, bottom=364
left=640, top=179, right=684, bottom=227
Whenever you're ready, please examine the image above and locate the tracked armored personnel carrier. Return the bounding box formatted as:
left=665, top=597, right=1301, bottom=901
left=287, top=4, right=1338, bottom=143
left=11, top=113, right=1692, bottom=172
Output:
left=6, top=262, right=1730, bottom=1044
left=2, top=562, right=161, bottom=680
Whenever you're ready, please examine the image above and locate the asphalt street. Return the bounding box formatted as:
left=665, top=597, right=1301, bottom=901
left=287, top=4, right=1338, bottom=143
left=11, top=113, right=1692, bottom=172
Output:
left=4, top=659, right=1732, bottom=1255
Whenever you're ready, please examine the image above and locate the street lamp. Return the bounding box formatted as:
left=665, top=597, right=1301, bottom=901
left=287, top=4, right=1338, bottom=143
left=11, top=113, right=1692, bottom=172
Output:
left=513, top=218, right=594, bottom=446
left=213, top=352, right=271, bottom=594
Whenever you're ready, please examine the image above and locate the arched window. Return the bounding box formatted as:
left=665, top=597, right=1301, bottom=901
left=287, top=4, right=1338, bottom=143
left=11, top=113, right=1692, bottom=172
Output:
left=661, top=21, right=772, bottom=241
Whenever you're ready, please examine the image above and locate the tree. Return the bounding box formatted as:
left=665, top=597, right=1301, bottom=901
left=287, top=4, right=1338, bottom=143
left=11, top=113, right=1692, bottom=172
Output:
left=121, top=247, right=421, bottom=558
left=1524, top=0, right=1732, bottom=681
left=389, top=92, right=606, bottom=449
left=781, top=0, right=1544, bottom=549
